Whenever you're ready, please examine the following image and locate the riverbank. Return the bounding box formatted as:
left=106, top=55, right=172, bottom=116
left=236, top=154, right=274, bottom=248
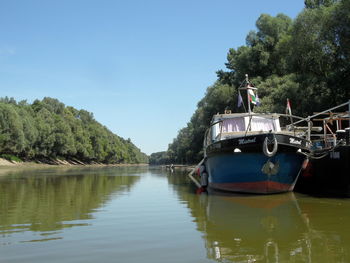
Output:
left=0, top=157, right=148, bottom=176
left=0, top=157, right=148, bottom=166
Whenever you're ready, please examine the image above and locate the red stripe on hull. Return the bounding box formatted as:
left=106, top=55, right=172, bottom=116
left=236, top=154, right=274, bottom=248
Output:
left=210, top=181, right=294, bottom=194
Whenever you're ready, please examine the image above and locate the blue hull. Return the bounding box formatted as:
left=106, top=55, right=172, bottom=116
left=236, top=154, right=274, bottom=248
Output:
left=205, top=152, right=304, bottom=194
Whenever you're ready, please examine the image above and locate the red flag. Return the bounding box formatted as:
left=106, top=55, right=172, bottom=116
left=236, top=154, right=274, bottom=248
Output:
left=286, top=98, right=292, bottom=115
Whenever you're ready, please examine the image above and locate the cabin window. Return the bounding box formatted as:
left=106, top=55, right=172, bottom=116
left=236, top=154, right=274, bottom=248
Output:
left=222, top=118, right=245, bottom=132
left=250, top=117, right=276, bottom=131
left=210, top=116, right=281, bottom=142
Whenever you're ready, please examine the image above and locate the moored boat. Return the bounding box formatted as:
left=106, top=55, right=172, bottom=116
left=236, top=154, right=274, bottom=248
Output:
left=295, top=101, right=350, bottom=196
left=199, top=75, right=311, bottom=194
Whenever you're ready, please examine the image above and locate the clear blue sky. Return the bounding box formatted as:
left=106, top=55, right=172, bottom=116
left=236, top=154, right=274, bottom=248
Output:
left=0, top=0, right=305, bottom=155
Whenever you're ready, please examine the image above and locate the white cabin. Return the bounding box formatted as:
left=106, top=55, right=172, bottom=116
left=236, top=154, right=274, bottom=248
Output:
left=210, top=113, right=281, bottom=142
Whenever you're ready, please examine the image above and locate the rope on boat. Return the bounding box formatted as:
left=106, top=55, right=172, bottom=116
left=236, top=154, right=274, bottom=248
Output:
left=299, top=139, right=345, bottom=160
left=187, top=158, right=205, bottom=188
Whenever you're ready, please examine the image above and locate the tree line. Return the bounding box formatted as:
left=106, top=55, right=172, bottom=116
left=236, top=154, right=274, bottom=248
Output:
left=150, top=0, right=350, bottom=165
left=0, top=97, right=148, bottom=164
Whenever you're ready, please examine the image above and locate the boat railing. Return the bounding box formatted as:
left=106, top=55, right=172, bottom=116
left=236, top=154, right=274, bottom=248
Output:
left=294, top=100, right=350, bottom=150
left=203, top=112, right=312, bottom=152
left=292, top=100, right=350, bottom=127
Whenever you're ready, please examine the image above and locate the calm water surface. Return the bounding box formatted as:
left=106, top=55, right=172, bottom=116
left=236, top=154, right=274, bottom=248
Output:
left=1, top=166, right=350, bottom=263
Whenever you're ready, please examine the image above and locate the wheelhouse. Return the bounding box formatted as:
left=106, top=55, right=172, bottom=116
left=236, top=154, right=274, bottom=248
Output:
left=208, top=113, right=281, bottom=143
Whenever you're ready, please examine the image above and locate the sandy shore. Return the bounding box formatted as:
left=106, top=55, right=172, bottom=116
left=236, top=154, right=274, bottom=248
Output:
left=0, top=158, right=148, bottom=176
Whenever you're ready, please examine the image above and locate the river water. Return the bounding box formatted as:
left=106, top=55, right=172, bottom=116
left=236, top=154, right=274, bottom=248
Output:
left=0, top=166, right=350, bottom=263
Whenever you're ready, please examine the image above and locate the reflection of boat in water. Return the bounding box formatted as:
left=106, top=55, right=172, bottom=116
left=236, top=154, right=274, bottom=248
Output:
left=198, top=193, right=350, bottom=262
left=296, top=196, right=350, bottom=263
left=198, top=193, right=308, bottom=262
left=167, top=173, right=350, bottom=263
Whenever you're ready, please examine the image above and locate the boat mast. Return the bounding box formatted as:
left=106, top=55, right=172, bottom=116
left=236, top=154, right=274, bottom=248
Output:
left=348, top=99, right=350, bottom=128
left=246, top=74, right=251, bottom=114
left=244, top=74, right=257, bottom=114
left=238, top=74, right=257, bottom=114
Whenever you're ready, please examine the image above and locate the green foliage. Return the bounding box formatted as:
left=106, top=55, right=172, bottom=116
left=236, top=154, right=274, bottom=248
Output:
left=149, top=151, right=171, bottom=165
left=162, top=0, right=350, bottom=164
left=224, top=13, right=293, bottom=85
left=167, top=83, right=235, bottom=164
left=0, top=154, right=22, bottom=162
left=304, top=0, right=338, bottom=9
left=0, top=97, right=148, bottom=164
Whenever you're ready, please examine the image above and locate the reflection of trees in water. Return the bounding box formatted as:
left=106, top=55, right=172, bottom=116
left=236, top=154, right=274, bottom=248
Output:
left=167, top=171, right=350, bottom=262
left=147, top=166, right=183, bottom=178
left=296, top=198, right=350, bottom=263
left=166, top=170, right=194, bottom=190
left=0, top=167, right=141, bottom=235
left=0, top=165, right=149, bottom=178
